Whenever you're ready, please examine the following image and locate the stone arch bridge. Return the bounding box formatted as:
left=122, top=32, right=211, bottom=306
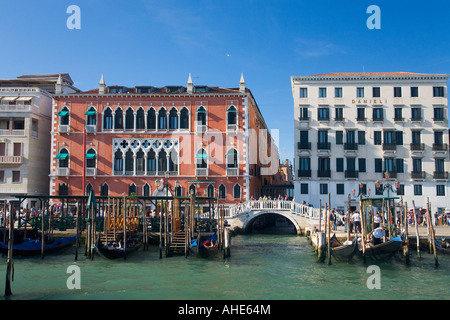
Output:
left=222, top=200, right=323, bottom=235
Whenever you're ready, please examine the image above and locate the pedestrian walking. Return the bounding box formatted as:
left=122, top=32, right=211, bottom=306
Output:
left=330, top=210, right=337, bottom=231
left=351, top=211, right=361, bottom=234
left=374, top=212, right=382, bottom=229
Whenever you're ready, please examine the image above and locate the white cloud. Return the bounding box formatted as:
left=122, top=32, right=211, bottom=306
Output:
left=294, top=38, right=347, bottom=58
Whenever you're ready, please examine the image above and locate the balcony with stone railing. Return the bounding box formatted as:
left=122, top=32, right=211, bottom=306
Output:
left=298, top=169, right=311, bottom=178
left=56, top=167, right=70, bottom=176
left=433, top=171, right=448, bottom=180
left=196, top=168, right=208, bottom=177
left=345, top=170, right=359, bottom=179
left=432, top=143, right=448, bottom=152
left=86, top=168, right=97, bottom=176
left=317, top=170, right=331, bottom=178
left=227, top=168, right=239, bottom=176
left=0, top=104, right=33, bottom=112
left=411, top=171, right=425, bottom=180
left=298, top=142, right=311, bottom=150
left=0, top=129, right=25, bottom=136
left=0, top=155, right=23, bottom=165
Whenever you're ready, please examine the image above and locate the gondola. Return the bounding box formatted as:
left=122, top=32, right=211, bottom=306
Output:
left=190, top=233, right=219, bottom=258
left=330, top=234, right=358, bottom=262
left=95, top=234, right=143, bottom=260
left=0, top=235, right=77, bottom=256
left=358, top=234, right=404, bottom=261
left=435, top=239, right=450, bottom=254
left=0, top=228, right=39, bottom=242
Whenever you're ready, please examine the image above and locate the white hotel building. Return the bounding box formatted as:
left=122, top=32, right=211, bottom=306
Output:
left=291, top=72, right=449, bottom=214
left=0, top=74, right=78, bottom=209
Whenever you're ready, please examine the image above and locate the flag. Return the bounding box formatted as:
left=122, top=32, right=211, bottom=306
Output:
left=86, top=188, right=97, bottom=210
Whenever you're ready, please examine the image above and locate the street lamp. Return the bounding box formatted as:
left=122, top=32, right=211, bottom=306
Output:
left=375, top=171, right=400, bottom=196
left=375, top=172, right=400, bottom=237
left=353, top=183, right=371, bottom=198
left=375, top=180, right=400, bottom=190
left=375, top=178, right=400, bottom=207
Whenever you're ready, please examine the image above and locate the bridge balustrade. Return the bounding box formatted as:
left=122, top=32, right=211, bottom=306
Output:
left=224, top=200, right=322, bottom=220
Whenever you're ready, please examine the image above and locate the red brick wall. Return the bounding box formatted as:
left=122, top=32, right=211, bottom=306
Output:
left=50, top=92, right=271, bottom=205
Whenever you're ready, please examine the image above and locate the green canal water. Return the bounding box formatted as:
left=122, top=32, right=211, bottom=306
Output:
left=1, top=234, right=449, bottom=300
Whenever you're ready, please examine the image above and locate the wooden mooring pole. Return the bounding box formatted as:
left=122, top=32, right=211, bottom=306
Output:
left=105, top=197, right=110, bottom=250
left=327, top=201, right=332, bottom=266
left=41, top=200, right=45, bottom=259
left=402, top=199, right=409, bottom=264
left=123, top=195, right=127, bottom=260
left=317, top=232, right=326, bottom=263
left=164, top=196, right=169, bottom=257
left=427, top=198, right=438, bottom=267
left=185, top=202, right=190, bottom=258
left=75, top=201, right=80, bottom=261
left=190, top=191, right=195, bottom=245
left=159, top=198, right=163, bottom=259
left=411, top=200, right=421, bottom=259
left=387, top=197, right=392, bottom=239
left=5, top=202, right=14, bottom=297
left=143, top=200, right=148, bottom=251
left=318, top=199, right=322, bottom=232
left=359, top=195, right=366, bottom=263
left=347, top=194, right=351, bottom=241
left=85, top=202, right=89, bottom=258
left=91, top=201, right=96, bottom=260
left=224, top=227, right=231, bottom=258
left=317, top=201, right=327, bottom=263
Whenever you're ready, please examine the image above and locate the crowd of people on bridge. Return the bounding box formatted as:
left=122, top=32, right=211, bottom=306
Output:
left=250, top=194, right=292, bottom=202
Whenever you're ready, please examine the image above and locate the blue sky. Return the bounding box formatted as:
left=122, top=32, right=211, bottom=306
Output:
left=1, top=0, right=449, bottom=163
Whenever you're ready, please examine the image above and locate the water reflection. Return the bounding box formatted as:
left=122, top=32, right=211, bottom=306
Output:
left=2, top=233, right=450, bottom=300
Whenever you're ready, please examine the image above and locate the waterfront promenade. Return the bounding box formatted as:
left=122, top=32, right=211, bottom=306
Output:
left=320, top=224, right=450, bottom=240
left=223, top=199, right=450, bottom=240
left=47, top=218, right=450, bottom=241
left=15, top=198, right=450, bottom=243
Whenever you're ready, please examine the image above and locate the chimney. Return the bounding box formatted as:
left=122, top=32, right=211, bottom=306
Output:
left=187, top=73, right=194, bottom=94
left=239, top=73, right=245, bottom=93
left=99, top=74, right=105, bottom=95
left=56, top=74, right=62, bottom=94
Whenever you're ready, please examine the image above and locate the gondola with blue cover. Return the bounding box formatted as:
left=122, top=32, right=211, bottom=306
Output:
left=190, top=232, right=219, bottom=258
left=0, top=235, right=77, bottom=256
